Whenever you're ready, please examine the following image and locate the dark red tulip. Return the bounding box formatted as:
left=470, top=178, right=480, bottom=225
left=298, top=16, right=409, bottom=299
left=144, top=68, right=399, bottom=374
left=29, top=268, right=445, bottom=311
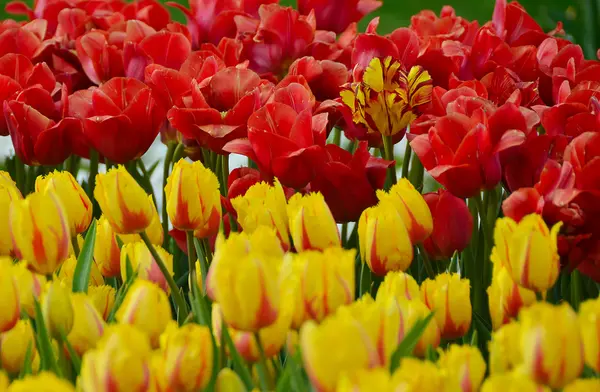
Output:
left=121, top=0, right=171, bottom=31
left=297, top=0, right=381, bottom=34
left=564, top=132, right=600, bottom=191
left=287, top=56, right=349, bottom=102
left=76, top=31, right=125, bottom=85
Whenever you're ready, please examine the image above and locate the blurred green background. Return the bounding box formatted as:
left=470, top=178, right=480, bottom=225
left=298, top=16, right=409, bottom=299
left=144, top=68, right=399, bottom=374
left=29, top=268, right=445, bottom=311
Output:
left=0, top=0, right=596, bottom=57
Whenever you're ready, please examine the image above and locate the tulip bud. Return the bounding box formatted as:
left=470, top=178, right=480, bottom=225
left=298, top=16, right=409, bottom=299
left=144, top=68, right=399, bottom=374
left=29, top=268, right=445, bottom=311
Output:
left=67, top=293, right=106, bottom=356
left=0, top=258, right=20, bottom=333
left=563, top=379, right=600, bottom=392
left=395, top=299, right=440, bottom=357
left=7, top=372, right=75, bottom=392
left=337, top=369, right=390, bottom=391
left=116, top=280, right=172, bottom=348
left=58, top=255, right=104, bottom=287
left=0, top=320, right=37, bottom=375
left=390, top=358, right=445, bottom=391
left=438, top=345, right=486, bottom=392
left=421, top=273, right=471, bottom=339
left=9, top=191, right=70, bottom=275
left=216, top=368, right=247, bottom=392
left=35, top=170, right=93, bottom=235
left=119, top=197, right=164, bottom=244
left=42, top=281, right=74, bottom=339
left=578, top=298, right=600, bottom=372
left=80, top=324, right=153, bottom=392
left=11, top=261, right=46, bottom=318
left=287, top=192, right=340, bottom=251
left=377, top=179, right=433, bottom=244
left=422, top=189, right=473, bottom=259
left=94, top=216, right=122, bottom=278
left=481, top=373, right=551, bottom=392
left=300, top=315, right=381, bottom=392
left=488, top=263, right=536, bottom=330
left=520, top=302, right=583, bottom=388
left=162, top=324, right=213, bottom=391
left=0, top=174, right=22, bottom=257
left=231, top=180, right=290, bottom=251
left=375, top=271, right=420, bottom=302
left=358, top=202, right=413, bottom=276
left=120, top=241, right=174, bottom=293
left=488, top=321, right=522, bottom=374
left=87, top=285, right=116, bottom=321
left=94, top=166, right=154, bottom=234
left=491, top=214, right=561, bottom=292
left=165, top=159, right=222, bottom=237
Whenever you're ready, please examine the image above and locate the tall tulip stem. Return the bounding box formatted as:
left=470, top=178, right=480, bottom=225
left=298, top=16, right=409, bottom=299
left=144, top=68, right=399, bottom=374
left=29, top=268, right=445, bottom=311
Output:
left=71, top=236, right=80, bottom=258
left=87, top=149, right=99, bottom=199
left=162, top=142, right=176, bottom=242
left=186, top=230, right=196, bottom=287
left=401, top=141, right=412, bottom=179
left=140, top=230, right=189, bottom=320
left=254, top=332, right=273, bottom=390
left=382, top=135, right=397, bottom=189
left=417, top=243, right=435, bottom=279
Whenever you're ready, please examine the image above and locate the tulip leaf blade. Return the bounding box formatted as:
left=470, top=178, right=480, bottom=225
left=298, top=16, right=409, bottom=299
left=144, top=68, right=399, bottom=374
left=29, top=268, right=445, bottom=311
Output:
left=32, top=300, right=62, bottom=377
left=18, top=341, right=34, bottom=379
left=389, top=312, right=435, bottom=372
left=72, top=219, right=97, bottom=294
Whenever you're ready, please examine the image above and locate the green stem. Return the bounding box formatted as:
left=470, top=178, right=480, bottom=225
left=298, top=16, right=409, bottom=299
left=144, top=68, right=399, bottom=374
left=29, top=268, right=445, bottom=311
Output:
left=140, top=231, right=189, bottom=321
left=186, top=231, right=196, bottom=289
left=417, top=243, right=435, bottom=279
left=254, top=332, right=273, bottom=391
left=401, top=142, right=412, bottom=179
left=71, top=236, right=80, bottom=258
left=381, top=135, right=397, bottom=189
left=407, top=153, right=425, bottom=192
left=162, top=143, right=177, bottom=243
left=536, top=291, right=544, bottom=302
left=570, top=270, right=582, bottom=310
left=172, top=143, right=185, bottom=163
left=66, top=155, right=77, bottom=175
left=193, top=238, right=209, bottom=295
left=221, top=154, right=229, bottom=197
left=15, top=155, right=25, bottom=194
left=332, top=128, right=341, bottom=146
left=341, top=223, right=348, bottom=248
left=87, top=150, right=99, bottom=197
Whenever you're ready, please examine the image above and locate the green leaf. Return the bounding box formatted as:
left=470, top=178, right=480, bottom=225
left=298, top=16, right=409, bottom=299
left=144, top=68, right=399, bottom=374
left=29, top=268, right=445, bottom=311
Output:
left=107, top=267, right=138, bottom=322
left=470, top=329, right=478, bottom=347
left=389, top=312, right=435, bottom=372
left=33, top=300, right=62, bottom=377
left=18, top=342, right=34, bottom=378
left=60, top=331, right=82, bottom=375
left=72, top=220, right=97, bottom=293
left=472, top=310, right=492, bottom=342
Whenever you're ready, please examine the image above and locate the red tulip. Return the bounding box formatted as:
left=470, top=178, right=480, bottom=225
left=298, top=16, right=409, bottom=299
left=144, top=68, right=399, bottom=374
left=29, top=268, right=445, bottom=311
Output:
left=423, top=189, right=473, bottom=260
left=83, top=77, right=164, bottom=163
left=269, top=76, right=316, bottom=114
left=287, top=56, right=349, bottom=102
left=0, top=20, right=44, bottom=59
left=410, top=6, right=478, bottom=50
left=76, top=31, right=125, bottom=85
left=227, top=168, right=263, bottom=200
left=121, top=0, right=171, bottom=31
left=564, top=132, right=600, bottom=191
left=297, top=0, right=382, bottom=34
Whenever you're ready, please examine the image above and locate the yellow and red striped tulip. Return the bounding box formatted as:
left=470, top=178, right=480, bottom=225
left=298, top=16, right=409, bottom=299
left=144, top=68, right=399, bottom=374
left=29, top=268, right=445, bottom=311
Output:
left=0, top=258, right=19, bottom=333
left=438, top=345, right=486, bottom=392
left=120, top=241, right=174, bottom=294
left=336, top=369, right=390, bottom=392
left=0, top=173, right=21, bottom=257
left=165, top=159, right=221, bottom=237
left=162, top=324, right=213, bottom=392
left=231, top=180, right=290, bottom=251
left=578, top=297, right=600, bottom=372
left=9, top=191, right=70, bottom=275
left=488, top=262, right=536, bottom=330
left=58, top=255, right=104, bottom=287
left=395, top=299, right=440, bottom=357
left=563, top=379, right=600, bottom=392
left=67, top=293, right=106, bottom=356
left=287, top=192, right=340, bottom=251
left=7, top=372, right=75, bottom=392
left=119, top=197, right=164, bottom=245
left=42, top=280, right=74, bottom=339
left=390, top=358, right=446, bottom=392
left=376, top=270, right=420, bottom=303
left=491, top=214, right=561, bottom=292
left=0, top=320, right=37, bottom=375
left=481, top=373, right=551, bottom=392
left=116, top=280, right=172, bottom=348
left=519, top=302, right=583, bottom=388
left=377, top=179, right=433, bottom=244
left=94, top=216, right=122, bottom=278
left=421, top=273, right=471, bottom=339
left=11, top=261, right=46, bottom=318
left=215, top=368, right=247, bottom=392
left=35, top=170, right=93, bottom=235
left=358, top=201, right=413, bottom=276
left=87, top=285, right=115, bottom=321
left=489, top=321, right=522, bottom=374
left=94, top=166, right=154, bottom=234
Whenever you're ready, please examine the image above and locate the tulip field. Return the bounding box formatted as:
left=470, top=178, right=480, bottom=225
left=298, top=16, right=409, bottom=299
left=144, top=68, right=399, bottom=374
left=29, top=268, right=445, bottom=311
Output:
left=2, top=0, right=600, bottom=391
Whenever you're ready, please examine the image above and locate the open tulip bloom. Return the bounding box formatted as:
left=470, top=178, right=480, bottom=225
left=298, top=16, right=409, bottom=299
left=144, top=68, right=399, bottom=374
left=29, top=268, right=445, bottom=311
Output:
left=1, top=0, right=600, bottom=390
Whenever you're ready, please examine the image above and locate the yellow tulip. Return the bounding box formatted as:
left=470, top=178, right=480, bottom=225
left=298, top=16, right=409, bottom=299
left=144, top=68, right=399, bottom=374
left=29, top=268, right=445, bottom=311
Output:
left=563, top=379, right=600, bottom=392
left=162, top=324, right=213, bottom=391
left=94, top=166, right=154, bottom=234
left=9, top=191, right=70, bottom=275
left=80, top=324, right=153, bottom=392
left=7, top=372, right=75, bottom=392
left=231, top=179, right=290, bottom=251
left=395, top=299, right=440, bottom=357
left=300, top=315, right=381, bottom=392
left=491, top=214, right=561, bottom=292
left=421, top=273, right=471, bottom=339
left=120, top=241, right=174, bottom=293
left=578, top=297, right=600, bottom=372
left=216, top=368, right=247, bottom=392
left=116, top=280, right=171, bottom=348
left=42, top=280, right=74, bottom=339
left=438, top=345, right=486, bottom=392
left=66, top=293, right=105, bottom=356
left=165, top=159, right=221, bottom=237
left=150, top=352, right=168, bottom=392
left=390, top=358, right=447, bottom=392
left=375, top=270, right=420, bottom=302
left=519, top=302, right=583, bottom=388
left=11, top=261, right=46, bottom=318
left=488, top=321, right=522, bottom=374
left=377, top=179, right=433, bottom=244
left=58, top=255, right=104, bottom=287
left=336, top=369, right=390, bottom=391
left=0, top=320, right=37, bottom=375
left=287, top=192, right=340, bottom=251
left=87, top=285, right=115, bottom=321
left=35, top=170, right=93, bottom=235
left=0, top=174, right=22, bottom=256
left=94, top=216, right=122, bottom=278
left=0, top=258, right=19, bottom=333
left=358, top=201, right=413, bottom=276
left=119, top=197, right=164, bottom=244
left=481, top=373, right=551, bottom=392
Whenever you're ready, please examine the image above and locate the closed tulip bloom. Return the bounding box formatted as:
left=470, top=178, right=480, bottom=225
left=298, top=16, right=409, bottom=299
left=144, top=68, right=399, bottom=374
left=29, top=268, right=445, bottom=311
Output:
left=215, top=368, right=247, bottom=392
left=94, top=166, right=154, bottom=234
left=120, top=241, right=174, bottom=293
left=377, top=179, right=433, bottom=244
left=87, top=285, right=115, bottom=321
left=119, top=197, right=164, bottom=245
left=162, top=324, right=213, bottom=391
left=94, top=216, right=122, bottom=278
left=300, top=315, right=381, bottom=392
left=396, top=299, right=440, bottom=357
left=116, top=280, right=171, bottom=348
left=481, top=373, right=551, bottom=392
left=578, top=298, right=600, bottom=372
left=375, top=271, right=420, bottom=302
left=491, top=214, right=561, bottom=292
left=67, top=293, right=105, bottom=356
left=0, top=176, right=22, bottom=256
left=520, top=302, right=583, bottom=388
left=337, top=369, right=390, bottom=392
left=390, top=358, right=446, bottom=392
left=358, top=202, right=413, bottom=276
left=0, top=258, right=20, bottom=333
left=35, top=171, right=92, bottom=235
left=42, top=281, right=74, bottom=339
left=58, top=255, right=104, bottom=287
left=80, top=324, right=153, bottom=392
left=0, top=320, right=37, bottom=375
left=488, top=263, right=536, bottom=330
left=287, top=192, right=340, bottom=251
left=421, top=273, right=471, bottom=339
left=7, top=372, right=75, bottom=392
left=563, top=379, right=600, bottom=392
left=438, top=345, right=486, bottom=392
left=231, top=180, right=290, bottom=251
left=9, top=191, right=70, bottom=275
left=11, top=261, right=46, bottom=318
left=489, top=322, right=522, bottom=374
left=165, top=159, right=221, bottom=237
